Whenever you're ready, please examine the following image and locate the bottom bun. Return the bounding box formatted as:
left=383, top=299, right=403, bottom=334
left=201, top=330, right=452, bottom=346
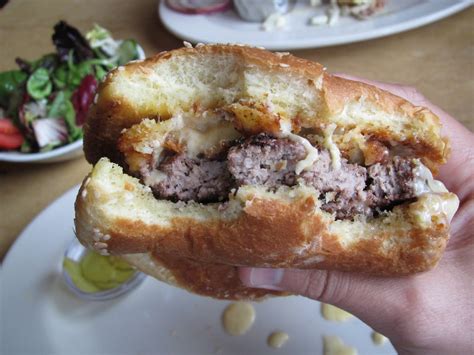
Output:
left=75, top=158, right=458, bottom=299
left=121, top=253, right=284, bottom=300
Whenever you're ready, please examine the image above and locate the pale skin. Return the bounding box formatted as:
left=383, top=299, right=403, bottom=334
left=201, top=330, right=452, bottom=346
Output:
left=239, top=75, right=474, bottom=354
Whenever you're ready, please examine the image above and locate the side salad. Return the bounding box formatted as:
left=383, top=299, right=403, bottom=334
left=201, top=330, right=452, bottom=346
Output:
left=0, top=21, right=144, bottom=153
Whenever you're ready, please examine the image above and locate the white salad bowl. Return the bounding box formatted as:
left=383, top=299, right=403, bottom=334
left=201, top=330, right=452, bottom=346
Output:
left=0, top=139, right=83, bottom=163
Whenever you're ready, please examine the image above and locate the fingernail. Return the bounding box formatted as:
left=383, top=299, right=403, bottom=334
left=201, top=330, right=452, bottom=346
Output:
left=247, top=268, right=284, bottom=289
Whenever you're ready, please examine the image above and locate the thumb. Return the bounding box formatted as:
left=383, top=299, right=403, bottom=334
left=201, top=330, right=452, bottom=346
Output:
left=239, top=267, right=411, bottom=342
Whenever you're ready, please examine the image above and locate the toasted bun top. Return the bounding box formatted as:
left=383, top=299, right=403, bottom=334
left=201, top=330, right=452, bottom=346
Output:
left=84, top=44, right=448, bottom=171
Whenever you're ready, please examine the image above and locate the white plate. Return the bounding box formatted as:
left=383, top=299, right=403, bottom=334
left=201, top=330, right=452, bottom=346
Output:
left=0, top=139, right=84, bottom=163
left=159, top=0, right=472, bottom=50
left=1, top=185, right=396, bottom=355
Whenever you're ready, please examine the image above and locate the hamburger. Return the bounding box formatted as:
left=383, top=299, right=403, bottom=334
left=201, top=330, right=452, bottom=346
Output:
left=75, top=44, right=459, bottom=300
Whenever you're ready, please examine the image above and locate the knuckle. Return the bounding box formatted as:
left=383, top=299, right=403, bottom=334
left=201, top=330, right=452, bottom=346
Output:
left=302, top=270, right=350, bottom=304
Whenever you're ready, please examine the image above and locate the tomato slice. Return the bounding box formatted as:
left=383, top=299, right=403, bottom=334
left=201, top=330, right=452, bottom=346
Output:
left=0, top=118, right=22, bottom=135
left=0, top=118, right=24, bottom=150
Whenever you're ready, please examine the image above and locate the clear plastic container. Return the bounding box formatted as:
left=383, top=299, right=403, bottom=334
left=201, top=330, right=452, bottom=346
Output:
left=62, top=239, right=146, bottom=301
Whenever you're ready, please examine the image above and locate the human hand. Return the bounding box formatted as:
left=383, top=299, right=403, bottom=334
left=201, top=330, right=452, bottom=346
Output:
left=239, top=75, right=474, bottom=354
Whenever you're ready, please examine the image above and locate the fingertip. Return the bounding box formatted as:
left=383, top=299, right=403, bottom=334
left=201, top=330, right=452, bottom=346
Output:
left=333, top=73, right=403, bottom=94
left=238, top=267, right=253, bottom=286
left=237, top=267, right=284, bottom=290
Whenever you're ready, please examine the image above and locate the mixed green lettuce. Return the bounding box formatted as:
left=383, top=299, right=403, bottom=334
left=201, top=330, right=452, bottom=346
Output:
left=0, top=21, right=143, bottom=153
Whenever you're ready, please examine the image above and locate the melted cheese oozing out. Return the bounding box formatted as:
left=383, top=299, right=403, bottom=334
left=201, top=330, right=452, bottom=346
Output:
left=279, top=119, right=319, bottom=174
left=321, top=303, right=353, bottom=322
left=279, top=120, right=342, bottom=172
left=323, top=335, right=358, bottom=355
left=144, top=111, right=240, bottom=187
left=414, top=163, right=449, bottom=194
left=288, top=133, right=320, bottom=174
left=174, top=110, right=239, bottom=158
left=414, top=193, right=459, bottom=227
left=412, top=162, right=459, bottom=224
left=178, top=124, right=239, bottom=158
left=323, top=123, right=342, bottom=170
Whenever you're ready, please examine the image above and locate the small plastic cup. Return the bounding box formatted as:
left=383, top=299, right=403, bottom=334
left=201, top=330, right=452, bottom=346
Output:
left=62, top=239, right=146, bottom=301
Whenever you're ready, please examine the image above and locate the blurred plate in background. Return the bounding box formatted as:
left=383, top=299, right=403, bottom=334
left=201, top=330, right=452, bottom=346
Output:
left=159, top=0, right=472, bottom=50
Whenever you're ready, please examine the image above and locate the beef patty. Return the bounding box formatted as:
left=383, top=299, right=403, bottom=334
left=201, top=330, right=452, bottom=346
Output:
left=142, top=134, right=423, bottom=220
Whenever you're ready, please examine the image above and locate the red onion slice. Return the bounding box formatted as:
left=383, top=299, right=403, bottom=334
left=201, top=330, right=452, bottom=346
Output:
left=165, top=0, right=231, bottom=14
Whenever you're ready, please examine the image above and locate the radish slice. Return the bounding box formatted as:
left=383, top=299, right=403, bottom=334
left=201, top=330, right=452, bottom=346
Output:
left=165, top=0, right=231, bottom=14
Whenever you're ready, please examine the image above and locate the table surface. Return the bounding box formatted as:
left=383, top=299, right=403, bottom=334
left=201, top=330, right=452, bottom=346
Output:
left=0, top=0, right=473, bottom=261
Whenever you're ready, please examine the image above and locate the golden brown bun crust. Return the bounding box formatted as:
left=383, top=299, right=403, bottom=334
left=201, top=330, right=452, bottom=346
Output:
left=153, top=252, right=284, bottom=300
left=99, top=197, right=448, bottom=275
left=119, top=252, right=283, bottom=300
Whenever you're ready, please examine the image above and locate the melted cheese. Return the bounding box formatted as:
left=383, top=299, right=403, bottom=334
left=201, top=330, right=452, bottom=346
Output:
left=288, top=133, right=320, bottom=174
left=413, top=193, right=459, bottom=227
left=411, top=162, right=459, bottom=225
left=413, top=163, right=449, bottom=194
left=147, top=110, right=240, bottom=161
left=139, top=111, right=240, bottom=185
left=323, top=123, right=342, bottom=170
left=278, top=119, right=319, bottom=174
left=178, top=124, right=240, bottom=158
left=171, top=111, right=240, bottom=158
left=279, top=120, right=342, bottom=172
